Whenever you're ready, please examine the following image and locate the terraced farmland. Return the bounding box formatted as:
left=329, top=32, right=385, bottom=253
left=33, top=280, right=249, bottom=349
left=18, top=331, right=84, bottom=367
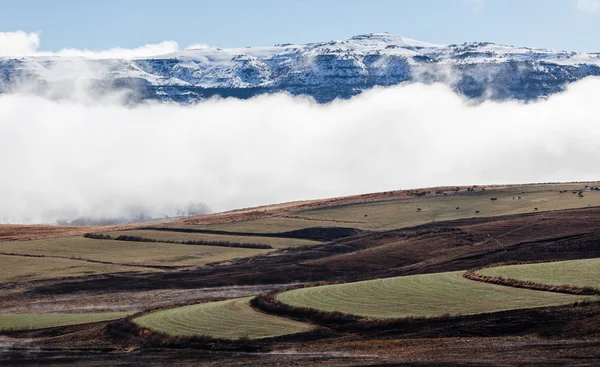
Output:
left=0, top=312, right=131, bottom=331
left=276, top=271, right=596, bottom=318
left=134, top=297, right=314, bottom=340
left=478, top=258, right=600, bottom=290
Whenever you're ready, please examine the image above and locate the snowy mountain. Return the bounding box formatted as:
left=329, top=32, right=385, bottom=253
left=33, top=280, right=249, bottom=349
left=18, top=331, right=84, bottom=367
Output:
left=1, top=33, right=600, bottom=103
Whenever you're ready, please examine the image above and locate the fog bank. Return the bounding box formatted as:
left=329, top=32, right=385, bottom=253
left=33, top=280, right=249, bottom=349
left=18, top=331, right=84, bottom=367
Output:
left=1, top=78, right=599, bottom=224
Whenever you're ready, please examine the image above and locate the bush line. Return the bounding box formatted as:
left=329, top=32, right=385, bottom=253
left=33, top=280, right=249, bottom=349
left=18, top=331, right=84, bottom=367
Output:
left=250, top=286, right=480, bottom=332
left=84, top=233, right=273, bottom=249
left=250, top=290, right=361, bottom=328
left=464, top=269, right=600, bottom=296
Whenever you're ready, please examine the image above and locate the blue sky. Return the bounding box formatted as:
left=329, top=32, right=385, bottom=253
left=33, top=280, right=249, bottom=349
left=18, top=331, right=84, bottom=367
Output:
left=1, top=0, right=599, bottom=52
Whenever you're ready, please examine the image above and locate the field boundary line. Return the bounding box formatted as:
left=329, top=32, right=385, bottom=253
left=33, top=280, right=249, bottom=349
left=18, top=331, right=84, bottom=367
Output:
left=464, top=266, right=600, bottom=296
left=0, top=251, right=175, bottom=270
left=84, top=233, right=274, bottom=250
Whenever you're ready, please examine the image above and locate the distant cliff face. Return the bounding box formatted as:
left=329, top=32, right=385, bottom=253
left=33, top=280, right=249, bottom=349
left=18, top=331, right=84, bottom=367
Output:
left=2, top=33, right=600, bottom=103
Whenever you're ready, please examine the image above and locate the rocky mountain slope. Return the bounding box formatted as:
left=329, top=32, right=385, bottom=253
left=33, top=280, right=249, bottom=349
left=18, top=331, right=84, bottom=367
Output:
left=1, top=33, right=599, bottom=103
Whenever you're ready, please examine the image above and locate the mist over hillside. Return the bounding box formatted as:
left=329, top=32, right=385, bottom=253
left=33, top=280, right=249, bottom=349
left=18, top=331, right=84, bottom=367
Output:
left=1, top=74, right=600, bottom=224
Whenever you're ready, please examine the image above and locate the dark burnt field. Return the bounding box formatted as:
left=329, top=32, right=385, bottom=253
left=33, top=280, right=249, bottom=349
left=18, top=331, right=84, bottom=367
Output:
left=2, top=204, right=600, bottom=366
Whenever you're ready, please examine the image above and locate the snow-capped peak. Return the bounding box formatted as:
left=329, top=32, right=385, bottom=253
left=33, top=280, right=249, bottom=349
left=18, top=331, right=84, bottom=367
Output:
left=1, top=33, right=599, bottom=104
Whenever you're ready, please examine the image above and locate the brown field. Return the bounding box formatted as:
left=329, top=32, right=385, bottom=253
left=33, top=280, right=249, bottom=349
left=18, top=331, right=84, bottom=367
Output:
left=0, top=254, right=154, bottom=284
left=0, top=236, right=269, bottom=268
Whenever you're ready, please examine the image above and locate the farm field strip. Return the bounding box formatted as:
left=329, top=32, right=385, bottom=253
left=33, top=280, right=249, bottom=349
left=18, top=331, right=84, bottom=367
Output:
left=134, top=297, right=314, bottom=340
left=276, top=271, right=596, bottom=318
left=0, top=312, right=131, bottom=331
left=0, top=236, right=269, bottom=267
left=168, top=216, right=361, bottom=234
left=101, top=230, right=321, bottom=248
left=0, top=254, right=156, bottom=284
left=478, top=258, right=600, bottom=290
left=293, top=184, right=600, bottom=230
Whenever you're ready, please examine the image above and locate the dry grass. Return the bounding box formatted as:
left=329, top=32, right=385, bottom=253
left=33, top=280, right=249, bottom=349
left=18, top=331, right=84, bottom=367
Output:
left=3, top=183, right=598, bottom=242
left=0, top=254, right=153, bottom=284
left=0, top=236, right=270, bottom=267
left=293, top=183, right=600, bottom=230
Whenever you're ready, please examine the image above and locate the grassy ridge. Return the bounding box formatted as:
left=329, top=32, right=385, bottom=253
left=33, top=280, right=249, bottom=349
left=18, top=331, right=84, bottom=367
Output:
left=293, top=184, right=600, bottom=230
left=0, top=312, right=131, bottom=331
left=134, top=297, right=314, bottom=340
left=276, top=271, right=596, bottom=318
left=477, top=258, right=600, bottom=290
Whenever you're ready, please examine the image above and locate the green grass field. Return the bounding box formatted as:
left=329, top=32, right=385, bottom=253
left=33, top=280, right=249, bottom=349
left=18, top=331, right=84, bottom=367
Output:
left=0, top=236, right=270, bottom=268
left=478, top=258, right=600, bottom=290
left=276, top=271, right=596, bottom=318
left=293, top=184, right=600, bottom=230
left=134, top=297, right=314, bottom=340
left=103, top=229, right=321, bottom=249
left=0, top=312, right=131, bottom=331
left=0, top=254, right=155, bottom=283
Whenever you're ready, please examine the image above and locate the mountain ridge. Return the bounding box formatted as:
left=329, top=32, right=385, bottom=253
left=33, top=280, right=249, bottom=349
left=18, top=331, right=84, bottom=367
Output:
left=2, top=32, right=600, bottom=103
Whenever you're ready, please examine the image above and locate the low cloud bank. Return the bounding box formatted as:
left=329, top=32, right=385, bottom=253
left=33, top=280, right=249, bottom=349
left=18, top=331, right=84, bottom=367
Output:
left=0, top=31, right=185, bottom=58
left=1, top=78, right=599, bottom=224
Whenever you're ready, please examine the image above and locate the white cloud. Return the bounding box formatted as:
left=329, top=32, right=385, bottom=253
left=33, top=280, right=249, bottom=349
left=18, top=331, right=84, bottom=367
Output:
left=0, top=30, right=180, bottom=59
left=576, top=0, right=600, bottom=13
left=185, top=43, right=211, bottom=50
left=0, top=31, right=41, bottom=57
left=1, top=78, right=600, bottom=224
left=46, top=41, right=180, bottom=59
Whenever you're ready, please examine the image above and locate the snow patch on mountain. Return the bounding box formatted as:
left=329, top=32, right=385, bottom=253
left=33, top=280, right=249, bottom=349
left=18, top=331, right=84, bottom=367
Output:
left=1, top=32, right=600, bottom=103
